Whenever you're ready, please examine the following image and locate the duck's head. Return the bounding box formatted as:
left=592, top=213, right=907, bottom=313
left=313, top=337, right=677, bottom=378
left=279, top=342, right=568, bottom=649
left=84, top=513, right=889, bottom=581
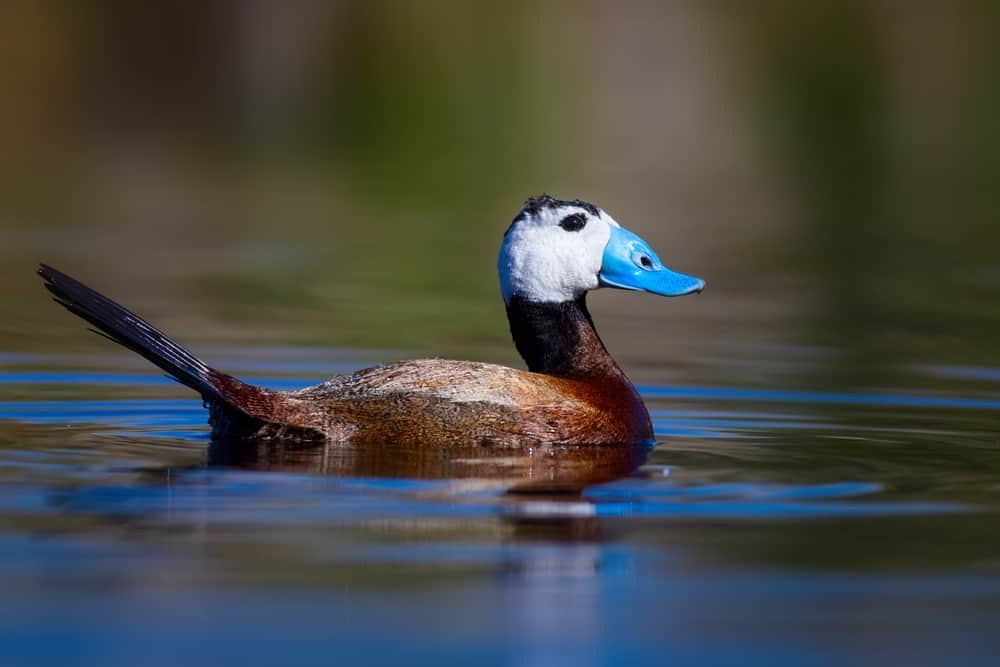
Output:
left=498, top=194, right=705, bottom=304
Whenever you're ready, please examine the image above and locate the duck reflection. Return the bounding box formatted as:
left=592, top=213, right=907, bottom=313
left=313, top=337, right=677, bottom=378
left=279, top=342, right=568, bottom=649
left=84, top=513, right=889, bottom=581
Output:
left=203, top=435, right=640, bottom=582
left=207, top=436, right=650, bottom=494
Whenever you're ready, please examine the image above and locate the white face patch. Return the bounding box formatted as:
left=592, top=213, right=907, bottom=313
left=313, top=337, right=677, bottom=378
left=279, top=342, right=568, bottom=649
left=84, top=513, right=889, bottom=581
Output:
left=498, top=200, right=620, bottom=304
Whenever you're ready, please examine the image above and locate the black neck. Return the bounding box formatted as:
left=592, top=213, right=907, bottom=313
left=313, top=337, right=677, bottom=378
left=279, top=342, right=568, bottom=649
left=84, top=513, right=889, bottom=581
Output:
left=505, top=294, right=623, bottom=378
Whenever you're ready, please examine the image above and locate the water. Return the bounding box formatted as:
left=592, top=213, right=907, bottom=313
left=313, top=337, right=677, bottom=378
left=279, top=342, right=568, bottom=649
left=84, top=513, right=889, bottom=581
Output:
left=2, top=344, right=999, bottom=666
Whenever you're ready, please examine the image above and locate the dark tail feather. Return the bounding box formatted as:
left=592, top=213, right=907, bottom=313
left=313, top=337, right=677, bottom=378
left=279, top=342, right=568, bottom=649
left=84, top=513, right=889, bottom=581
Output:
left=37, top=264, right=259, bottom=414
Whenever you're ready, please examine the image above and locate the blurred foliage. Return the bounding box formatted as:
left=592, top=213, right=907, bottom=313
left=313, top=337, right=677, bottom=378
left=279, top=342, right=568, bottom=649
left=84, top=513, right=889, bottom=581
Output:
left=0, top=1, right=998, bottom=385
left=737, top=1, right=1000, bottom=381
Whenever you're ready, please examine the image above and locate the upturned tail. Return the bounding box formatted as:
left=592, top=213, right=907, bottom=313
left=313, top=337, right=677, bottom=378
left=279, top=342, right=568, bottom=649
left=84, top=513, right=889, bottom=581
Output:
left=37, top=264, right=276, bottom=430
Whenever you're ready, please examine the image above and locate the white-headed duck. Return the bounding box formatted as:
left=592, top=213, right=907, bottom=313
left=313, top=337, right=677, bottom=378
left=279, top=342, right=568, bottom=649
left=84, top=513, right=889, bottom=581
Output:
left=38, top=195, right=704, bottom=447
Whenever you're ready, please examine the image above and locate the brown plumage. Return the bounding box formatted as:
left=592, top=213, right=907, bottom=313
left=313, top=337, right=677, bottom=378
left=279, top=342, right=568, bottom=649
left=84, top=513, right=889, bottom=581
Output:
left=37, top=266, right=652, bottom=448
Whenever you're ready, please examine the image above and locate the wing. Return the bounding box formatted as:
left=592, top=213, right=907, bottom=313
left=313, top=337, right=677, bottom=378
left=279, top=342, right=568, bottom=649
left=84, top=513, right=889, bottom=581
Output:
left=286, top=359, right=599, bottom=446
left=293, top=359, right=578, bottom=408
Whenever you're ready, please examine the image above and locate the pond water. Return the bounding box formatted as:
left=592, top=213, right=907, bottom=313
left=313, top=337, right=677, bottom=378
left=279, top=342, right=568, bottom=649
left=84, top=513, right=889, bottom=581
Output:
left=2, top=338, right=999, bottom=666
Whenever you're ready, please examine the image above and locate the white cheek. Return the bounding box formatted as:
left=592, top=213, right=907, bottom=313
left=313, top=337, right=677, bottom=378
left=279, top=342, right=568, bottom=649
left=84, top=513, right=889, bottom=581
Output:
left=498, top=218, right=611, bottom=303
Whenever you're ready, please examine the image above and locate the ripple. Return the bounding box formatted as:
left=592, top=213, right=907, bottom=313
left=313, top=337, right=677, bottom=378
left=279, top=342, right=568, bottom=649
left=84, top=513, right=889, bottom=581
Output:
left=640, top=385, right=1000, bottom=410
left=0, top=371, right=314, bottom=391
left=0, top=467, right=962, bottom=525
left=0, top=399, right=206, bottom=430
left=920, top=365, right=1000, bottom=382
left=3, top=370, right=1000, bottom=410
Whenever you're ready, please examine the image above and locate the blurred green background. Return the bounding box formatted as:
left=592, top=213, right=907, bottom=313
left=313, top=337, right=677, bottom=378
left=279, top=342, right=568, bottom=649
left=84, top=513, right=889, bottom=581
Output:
left=2, top=1, right=998, bottom=389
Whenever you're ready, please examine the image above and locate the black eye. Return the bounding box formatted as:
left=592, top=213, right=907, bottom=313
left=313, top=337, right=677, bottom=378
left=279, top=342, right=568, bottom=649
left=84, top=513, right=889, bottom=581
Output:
left=639, top=255, right=653, bottom=269
left=558, top=213, right=588, bottom=232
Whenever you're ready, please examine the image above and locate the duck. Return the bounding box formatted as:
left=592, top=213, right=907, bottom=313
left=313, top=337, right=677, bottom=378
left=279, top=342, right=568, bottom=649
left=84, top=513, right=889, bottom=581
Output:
left=38, top=194, right=704, bottom=448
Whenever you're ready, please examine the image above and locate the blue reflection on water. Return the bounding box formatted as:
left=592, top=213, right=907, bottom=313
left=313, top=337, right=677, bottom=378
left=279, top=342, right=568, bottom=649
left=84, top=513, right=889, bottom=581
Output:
left=640, top=385, right=1000, bottom=410
left=1, top=538, right=998, bottom=667
left=0, top=400, right=204, bottom=426
left=0, top=371, right=314, bottom=391
left=921, top=365, right=1000, bottom=382
left=0, top=464, right=962, bottom=525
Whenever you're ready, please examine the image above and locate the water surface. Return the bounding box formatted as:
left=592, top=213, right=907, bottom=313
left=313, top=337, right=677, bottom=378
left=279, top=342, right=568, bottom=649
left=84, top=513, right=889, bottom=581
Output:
left=2, top=344, right=999, bottom=666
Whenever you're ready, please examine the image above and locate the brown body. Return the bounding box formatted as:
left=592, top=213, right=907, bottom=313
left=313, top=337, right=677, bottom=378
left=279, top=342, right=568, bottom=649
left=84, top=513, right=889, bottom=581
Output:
left=217, top=357, right=651, bottom=446
left=39, top=266, right=654, bottom=449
